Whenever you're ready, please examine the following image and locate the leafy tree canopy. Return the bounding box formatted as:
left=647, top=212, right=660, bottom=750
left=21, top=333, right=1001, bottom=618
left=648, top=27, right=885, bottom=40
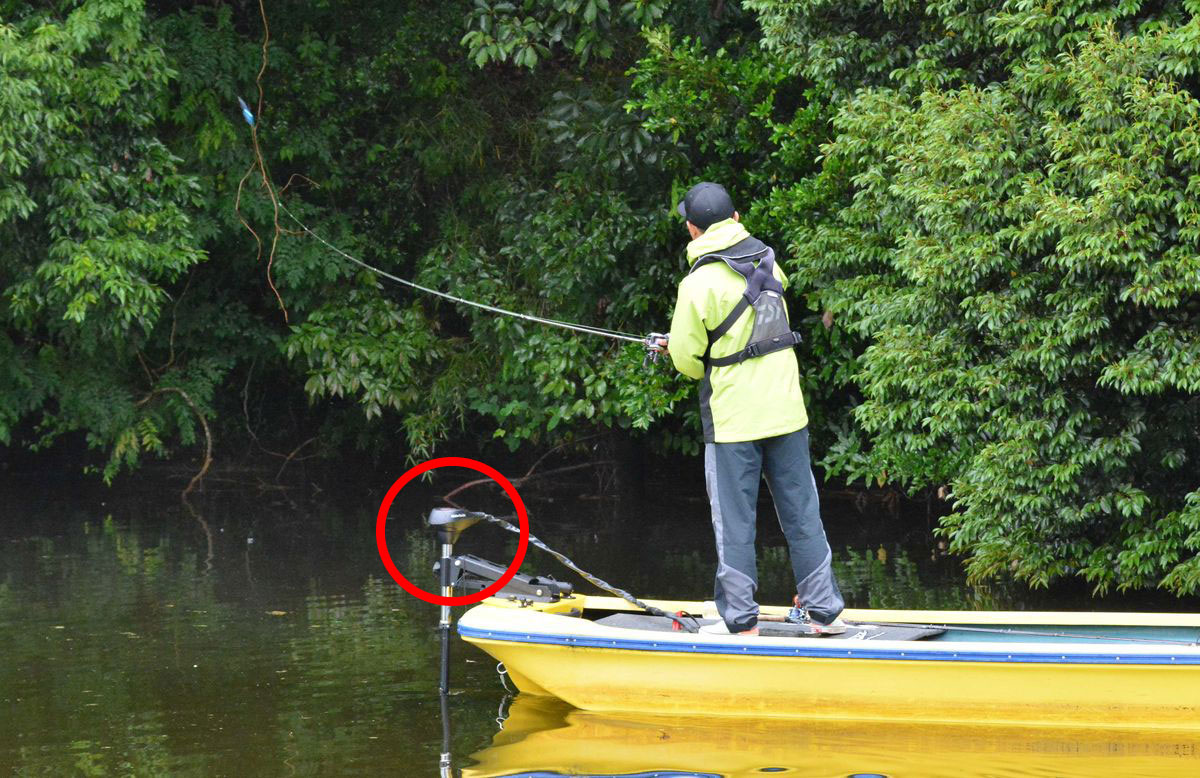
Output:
left=3, top=0, right=1200, bottom=596
left=769, top=1, right=1200, bottom=593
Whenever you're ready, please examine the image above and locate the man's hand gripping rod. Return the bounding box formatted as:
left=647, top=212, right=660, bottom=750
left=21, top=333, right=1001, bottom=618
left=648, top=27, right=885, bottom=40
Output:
left=643, top=332, right=669, bottom=366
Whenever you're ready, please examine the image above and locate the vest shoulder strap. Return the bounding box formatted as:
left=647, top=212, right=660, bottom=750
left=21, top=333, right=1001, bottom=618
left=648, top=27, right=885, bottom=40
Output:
left=692, top=246, right=782, bottom=365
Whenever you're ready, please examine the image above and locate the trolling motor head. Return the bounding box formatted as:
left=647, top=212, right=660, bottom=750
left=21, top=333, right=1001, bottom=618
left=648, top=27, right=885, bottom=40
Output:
left=426, top=507, right=489, bottom=545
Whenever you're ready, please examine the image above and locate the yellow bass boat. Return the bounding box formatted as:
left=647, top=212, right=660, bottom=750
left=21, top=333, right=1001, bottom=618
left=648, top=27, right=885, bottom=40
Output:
left=458, top=593, right=1200, bottom=730
left=426, top=508, right=1200, bottom=731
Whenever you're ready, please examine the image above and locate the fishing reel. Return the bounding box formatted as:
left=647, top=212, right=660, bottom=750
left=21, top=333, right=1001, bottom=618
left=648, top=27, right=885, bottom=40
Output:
left=642, top=332, right=669, bottom=366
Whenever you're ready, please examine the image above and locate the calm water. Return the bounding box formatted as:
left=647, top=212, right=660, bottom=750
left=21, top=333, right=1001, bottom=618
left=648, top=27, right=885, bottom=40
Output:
left=2, top=468, right=1197, bottom=777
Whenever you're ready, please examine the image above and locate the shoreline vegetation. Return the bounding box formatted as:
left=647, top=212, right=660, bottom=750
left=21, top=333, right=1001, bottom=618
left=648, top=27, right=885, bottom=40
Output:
left=3, top=0, right=1200, bottom=597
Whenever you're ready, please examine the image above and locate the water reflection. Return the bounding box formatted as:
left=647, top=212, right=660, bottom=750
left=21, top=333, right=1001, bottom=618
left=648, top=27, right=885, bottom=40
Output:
left=465, top=695, right=1200, bottom=778
left=0, top=500, right=495, bottom=776
left=3, top=482, right=1193, bottom=777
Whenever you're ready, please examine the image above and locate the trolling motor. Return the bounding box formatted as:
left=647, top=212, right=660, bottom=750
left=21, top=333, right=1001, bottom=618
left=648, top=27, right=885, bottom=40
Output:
left=428, top=508, right=573, bottom=693
left=428, top=508, right=575, bottom=682
left=427, top=503, right=697, bottom=773
left=427, top=507, right=483, bottom=777
left=427, top=508, right=573, bottom=614
left=426, top=506, right=704, bottom=771
left=427, top=508, right=573, bottom=687
left=429, top=505, right=695, bottom=639
left=427, top=506, right=573, bottom=776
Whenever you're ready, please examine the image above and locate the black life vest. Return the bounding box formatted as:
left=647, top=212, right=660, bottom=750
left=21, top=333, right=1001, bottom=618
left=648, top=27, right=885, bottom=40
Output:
left=690, top=244, right=803, bottom=368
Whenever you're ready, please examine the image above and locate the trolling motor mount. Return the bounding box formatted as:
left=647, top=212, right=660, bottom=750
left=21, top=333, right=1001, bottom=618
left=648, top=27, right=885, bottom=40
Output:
left=426, top=506, right=573, bottom=604
left=446, top=553, right=573, bottom=603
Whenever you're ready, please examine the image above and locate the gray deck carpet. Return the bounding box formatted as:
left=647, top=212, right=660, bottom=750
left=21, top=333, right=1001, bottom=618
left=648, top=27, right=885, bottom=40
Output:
left=593, top=613, right=944, bottom=641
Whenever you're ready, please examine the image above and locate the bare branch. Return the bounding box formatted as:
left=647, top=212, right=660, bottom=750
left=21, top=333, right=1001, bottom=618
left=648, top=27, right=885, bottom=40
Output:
left=139, top=387, right=213, bottom=497
left=442, top=461, right=612, bottom=504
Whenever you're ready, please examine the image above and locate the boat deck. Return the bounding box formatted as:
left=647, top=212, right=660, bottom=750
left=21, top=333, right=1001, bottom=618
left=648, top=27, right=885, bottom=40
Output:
left=594, top=613, right=945, bottom=641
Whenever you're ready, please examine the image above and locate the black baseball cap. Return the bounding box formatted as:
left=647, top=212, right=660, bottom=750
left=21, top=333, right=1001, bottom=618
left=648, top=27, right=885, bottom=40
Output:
left=676, top=182, right=735, bottom=230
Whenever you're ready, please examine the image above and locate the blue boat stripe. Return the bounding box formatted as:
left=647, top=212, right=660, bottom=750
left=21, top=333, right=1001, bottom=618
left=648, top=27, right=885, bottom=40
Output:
left=457, top=624, right=1200, bottom=665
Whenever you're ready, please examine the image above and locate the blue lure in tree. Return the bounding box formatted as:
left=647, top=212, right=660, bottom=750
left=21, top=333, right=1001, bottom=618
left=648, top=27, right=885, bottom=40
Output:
left=237, top=96, right=254, bottom=126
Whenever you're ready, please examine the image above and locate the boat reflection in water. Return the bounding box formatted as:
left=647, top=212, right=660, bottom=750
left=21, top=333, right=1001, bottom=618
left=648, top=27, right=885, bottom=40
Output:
left=464, top=694, right=1200, bottom=778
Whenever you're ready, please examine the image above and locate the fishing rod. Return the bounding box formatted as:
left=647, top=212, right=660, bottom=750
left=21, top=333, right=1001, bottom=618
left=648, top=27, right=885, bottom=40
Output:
left=280, top=201, right=653, bottom=344
left=235, top=97, right=670, bottom=360
left=279, top=197, right=670, bottom=358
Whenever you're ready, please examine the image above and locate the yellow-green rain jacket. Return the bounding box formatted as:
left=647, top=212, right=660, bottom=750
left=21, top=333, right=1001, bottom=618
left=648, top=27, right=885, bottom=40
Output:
left=668, top=218, right=808, bottom=443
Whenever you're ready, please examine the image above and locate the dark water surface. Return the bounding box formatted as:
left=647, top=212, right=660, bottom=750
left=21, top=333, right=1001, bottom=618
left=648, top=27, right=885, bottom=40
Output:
left=2, top=469, right=1197, bottom=777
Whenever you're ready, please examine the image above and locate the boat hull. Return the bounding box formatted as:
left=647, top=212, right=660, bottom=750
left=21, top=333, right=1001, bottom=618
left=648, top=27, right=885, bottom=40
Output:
left=459, top=597, right=1200, bottom=729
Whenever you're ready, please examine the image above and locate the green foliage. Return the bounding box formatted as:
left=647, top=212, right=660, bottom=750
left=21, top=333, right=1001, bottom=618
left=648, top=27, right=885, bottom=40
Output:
left=462, top=0, right=668, bottom=68
left=746, top=0, right=999, bottom=94
left=1, top=0, right=827, bottom=475
left=746, top=0, right=1189, bottom=95
left=8, top=0, right=1200, bottom=601
left=159, top=1, right=736, bottom=464
left=0, top=0, right=208, bottom=479
left=627, top=22, right=850, bottom=436
left=784, top=8, right=1200, bottom=593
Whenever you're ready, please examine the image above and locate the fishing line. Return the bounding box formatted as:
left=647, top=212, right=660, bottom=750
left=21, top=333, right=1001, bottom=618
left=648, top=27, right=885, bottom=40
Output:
left=234, top=4, right=660, bottom=350
left=234, top=0, right=289, bottom=321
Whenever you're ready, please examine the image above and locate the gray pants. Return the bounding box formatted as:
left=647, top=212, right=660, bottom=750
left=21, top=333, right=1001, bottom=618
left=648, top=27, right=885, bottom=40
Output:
left=704, top=426, right=844, bottom=633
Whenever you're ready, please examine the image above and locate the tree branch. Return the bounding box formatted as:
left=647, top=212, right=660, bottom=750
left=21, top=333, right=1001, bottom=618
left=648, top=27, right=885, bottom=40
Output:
left=275, top=436, right=318, bottom=482
left=138, top=386, right=213, bottom=497
left=443, top=460, right=613, bottom=504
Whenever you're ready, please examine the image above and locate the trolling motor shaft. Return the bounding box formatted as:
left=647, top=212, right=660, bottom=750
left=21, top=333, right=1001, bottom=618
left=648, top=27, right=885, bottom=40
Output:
left=427, top=507, right=491, bottom=775
left=437, top=536, right=453, bottom=697
left=427, top=508, right=488, bottom=696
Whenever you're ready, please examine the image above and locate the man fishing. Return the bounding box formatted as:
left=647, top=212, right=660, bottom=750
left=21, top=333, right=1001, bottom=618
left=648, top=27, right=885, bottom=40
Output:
left=663, top=182, right=845, bottom=637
